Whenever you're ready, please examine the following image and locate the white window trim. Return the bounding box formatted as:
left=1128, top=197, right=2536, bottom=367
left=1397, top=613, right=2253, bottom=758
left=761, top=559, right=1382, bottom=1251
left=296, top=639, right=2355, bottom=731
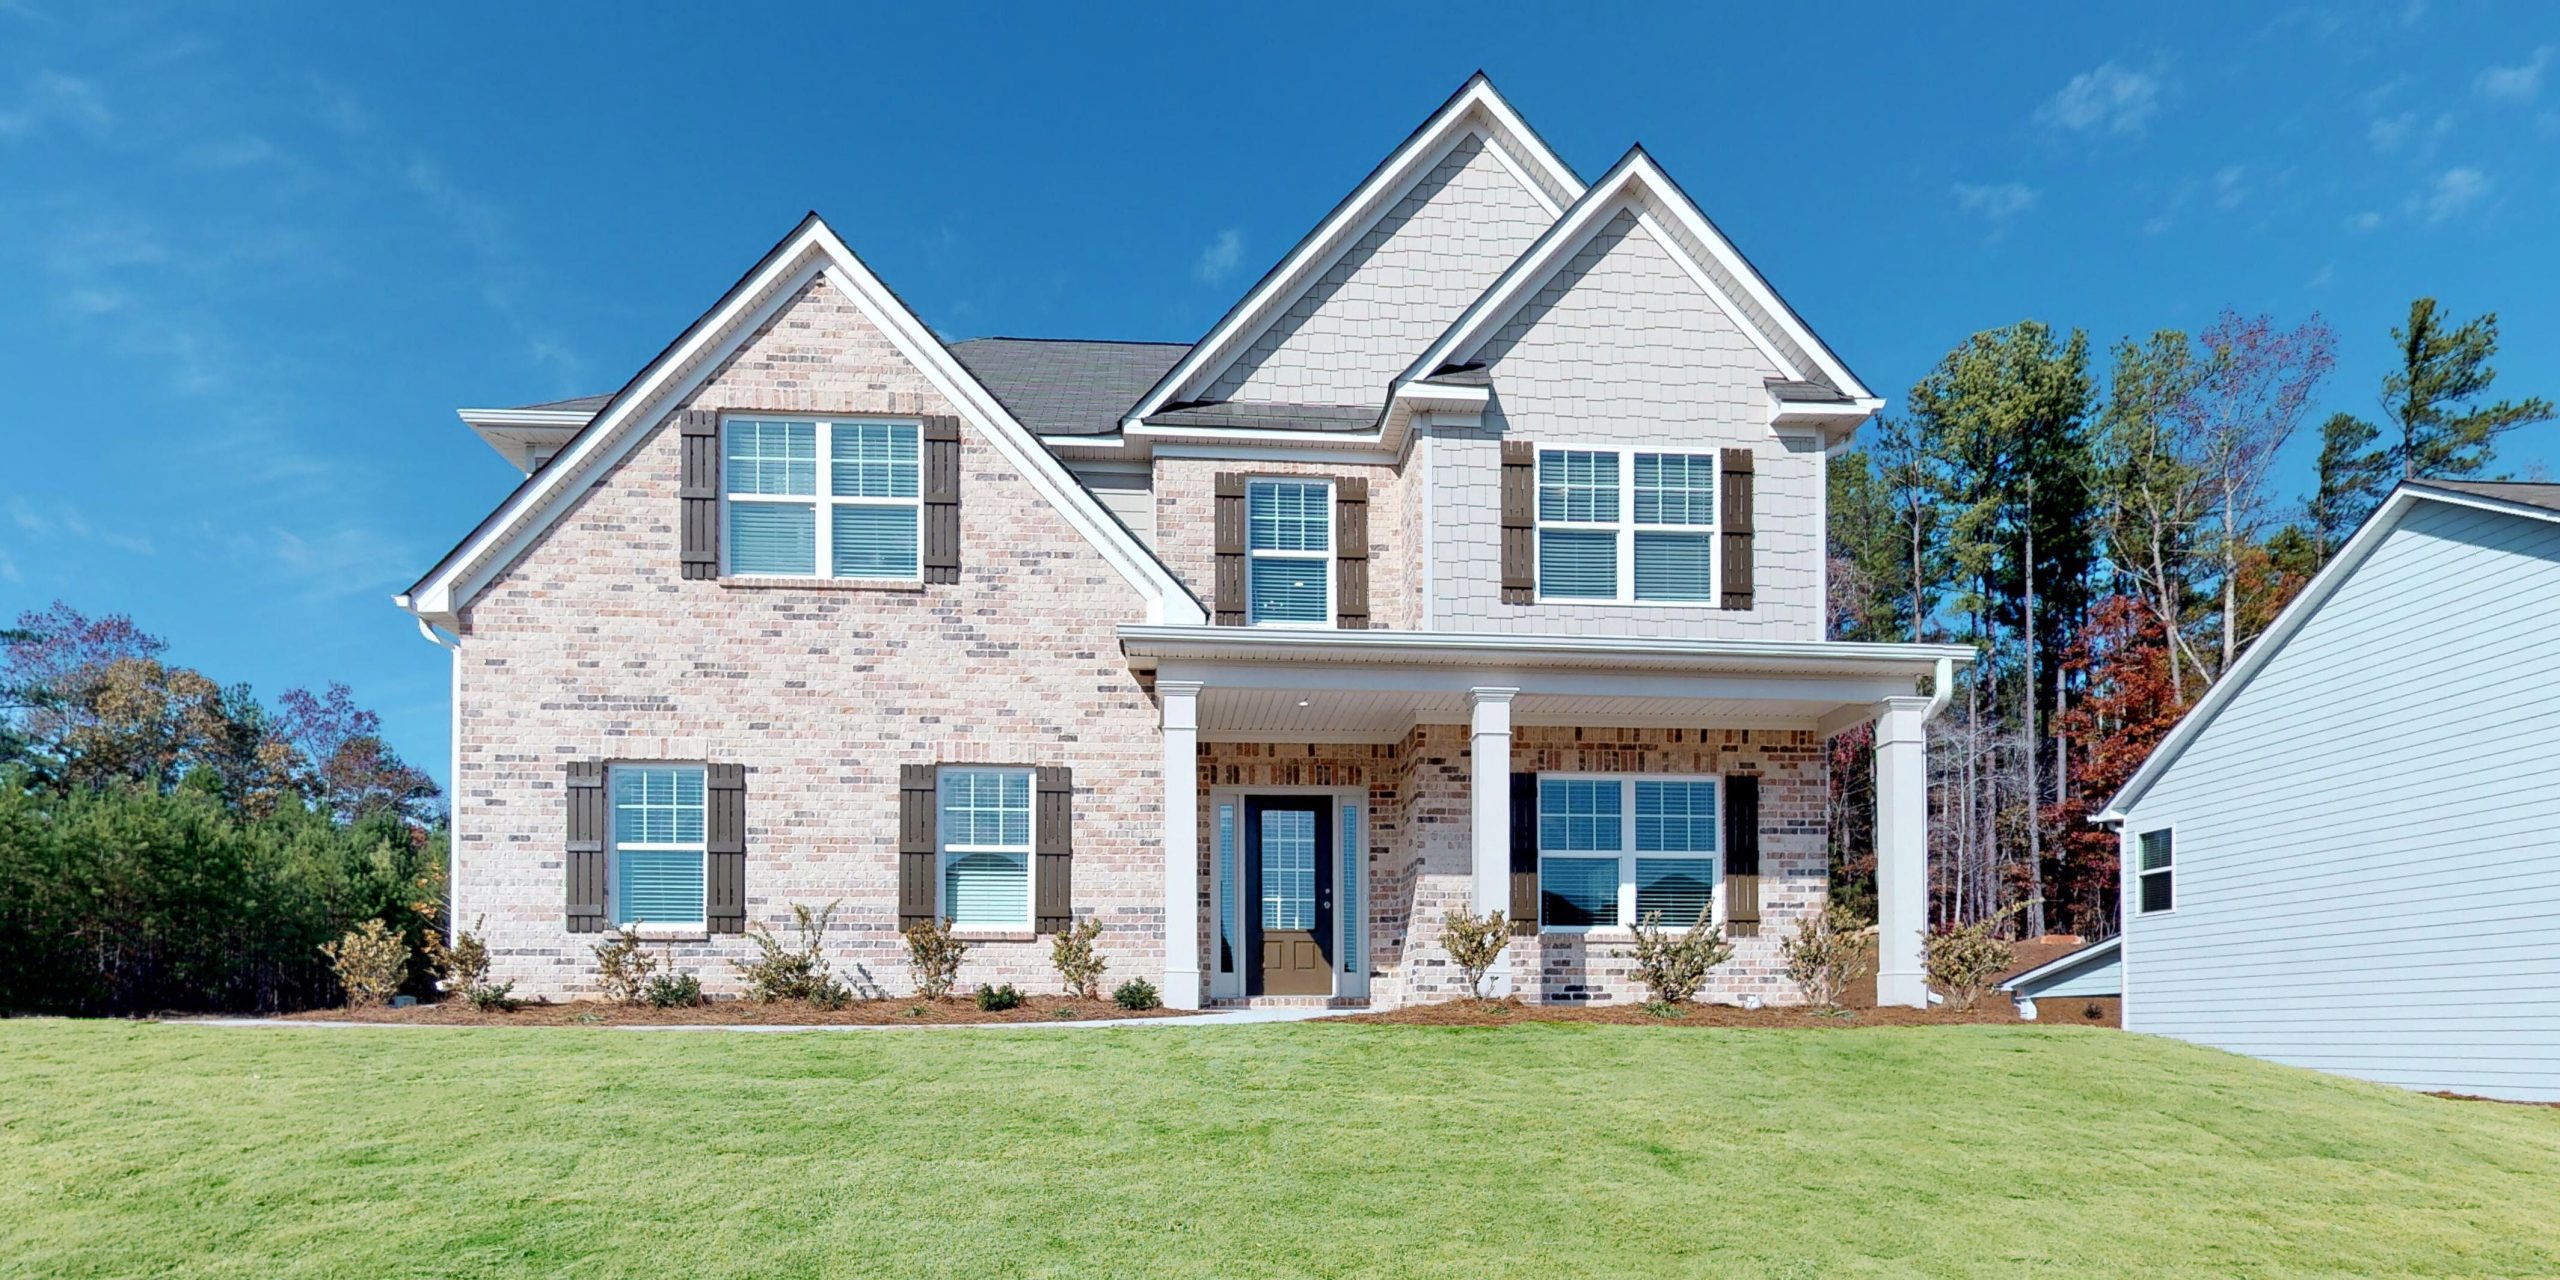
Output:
left=1535, top=773, right=1721, bottom=936
left=2134, top=825, right=2176, bottom=917
left=1530, top=443, right=1722, bottom=607
left=608, top=761, right=708, bottom=932
left=719, top=415, right=925, bottom=584
left=1243, top=476, right=1337, bottom=629
left=936, top=765, right=1037, bottom=933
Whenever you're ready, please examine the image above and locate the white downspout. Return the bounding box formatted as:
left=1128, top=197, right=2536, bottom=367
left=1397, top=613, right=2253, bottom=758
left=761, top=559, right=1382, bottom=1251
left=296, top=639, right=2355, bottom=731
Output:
left=410, top=616, right=463, bottom=941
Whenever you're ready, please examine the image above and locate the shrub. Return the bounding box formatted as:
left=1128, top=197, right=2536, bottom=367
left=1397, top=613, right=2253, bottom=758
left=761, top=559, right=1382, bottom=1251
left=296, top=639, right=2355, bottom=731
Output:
left=1781, top=905, right=1875, bottom=1010
left=735, top=900, right=852, bottom=1005
left=902, top=916, right=969, bottom=999
left=426, top=916, right=494, bottom=1002
left=1622, top=909, right=1734, bottom=1005
left=1925, top=915, right=2018, bottom=1012
left=319, top=919, right=408, bottom=1008
left=1112, top=978, right=1160, bottom=1010
left=466, top=980, right=522, bottom=1013
left=1439, top=908, right=1510, bottom=1000
left=645, top=970, right=704, bottom=1009
left=974, top=982, right=1023, bottom=1012
left=1048, top=917, right=1107, bottom=999
left=592, top=926, right=657, bottom=1005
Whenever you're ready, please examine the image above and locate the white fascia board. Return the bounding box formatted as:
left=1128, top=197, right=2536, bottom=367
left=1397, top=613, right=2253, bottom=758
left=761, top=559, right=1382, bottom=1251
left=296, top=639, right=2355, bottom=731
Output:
left=457, top=408, right=597, bottom=429
left=403, top=218, right=1202, bottom=628
left=2096, top=485, right=2449, bottom=821
left=1119, top=77, right=1584, bottom=431
left=1998, top=935, right=2119, bottom=992
left=1121, top=623, right=1975, bottom=678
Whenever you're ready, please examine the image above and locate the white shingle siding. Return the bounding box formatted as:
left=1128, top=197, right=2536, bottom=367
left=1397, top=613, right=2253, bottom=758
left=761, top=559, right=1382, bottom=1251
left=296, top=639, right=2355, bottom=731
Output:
left=1425, top=210, right=1819, bottom=638
left=2119, top=497, right=2560, bottom=1102
left=1206, top=134, right=1555, bottom=406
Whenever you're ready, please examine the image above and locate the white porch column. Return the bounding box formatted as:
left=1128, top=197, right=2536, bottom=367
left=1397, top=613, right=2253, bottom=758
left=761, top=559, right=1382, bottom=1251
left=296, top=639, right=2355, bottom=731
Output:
left=1159, top=679, right=1204, bottom=1010
left=1469, top=687, right=1518, bottom=995
left=1874, top=694, right=1933, bottom=1008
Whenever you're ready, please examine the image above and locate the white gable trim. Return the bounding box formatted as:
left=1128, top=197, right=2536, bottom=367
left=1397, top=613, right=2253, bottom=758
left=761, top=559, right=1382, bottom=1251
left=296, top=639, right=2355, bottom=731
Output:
left=1399, top=147, right=1872, bottom=401
left=2096, top=483, right=2560, bottom=821
left=1118, top=75, right=1583, bottom=430
left=399, top=217, right=1204, bottom=628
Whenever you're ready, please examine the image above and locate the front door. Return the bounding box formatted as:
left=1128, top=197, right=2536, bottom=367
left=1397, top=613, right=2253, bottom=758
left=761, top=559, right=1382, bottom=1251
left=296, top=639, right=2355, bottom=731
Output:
left=1246, top=797, right=1334, bottom=996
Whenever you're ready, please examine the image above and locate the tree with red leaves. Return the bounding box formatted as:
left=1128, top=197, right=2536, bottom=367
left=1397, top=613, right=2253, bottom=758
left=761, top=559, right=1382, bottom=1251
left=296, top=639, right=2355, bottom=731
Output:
left=2042, top=595, right=2192, bottom=935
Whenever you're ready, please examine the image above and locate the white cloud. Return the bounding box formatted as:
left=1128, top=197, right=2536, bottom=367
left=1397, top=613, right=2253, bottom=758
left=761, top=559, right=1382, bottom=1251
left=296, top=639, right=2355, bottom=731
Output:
left=2308, top=263, right=2335, bottom=288
left=2367, top=110, right=2454, bottom=155
left=2476, top=46, right=2552, bottom=103
left=1192, top=228, right=1243, bottom=285
left=1953, top=181, right=2040, bottom=224
left=8, top=496, right=155, bottom=556
left=2212, top=165, right=2250, bottom=210
left=2345, top=210, right=2384, bottom=232
left=0, top=69, right=109, bottom=140
left=2034, top=63, right=2163, bottom=137
left=2418, top=167, right=2491, bottom=223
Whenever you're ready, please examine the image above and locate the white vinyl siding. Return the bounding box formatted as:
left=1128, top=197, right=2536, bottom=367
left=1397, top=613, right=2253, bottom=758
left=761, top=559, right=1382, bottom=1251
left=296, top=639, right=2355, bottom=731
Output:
left=610, top=765, right=706, bottom=928
left=938, top=768, right=1033, bottom=930
left=1535, top=447, right=1717, bottom=603
left=723, top=417, right=920, bottom=580
left=1537, top=775, right=1717, bottom=931
left=1245, top=478, right=1332, bottom=625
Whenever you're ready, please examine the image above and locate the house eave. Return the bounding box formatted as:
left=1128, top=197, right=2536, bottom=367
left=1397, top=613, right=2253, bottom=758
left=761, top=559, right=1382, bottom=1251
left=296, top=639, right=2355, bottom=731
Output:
left=1121, top=624, right=1974, bottom=678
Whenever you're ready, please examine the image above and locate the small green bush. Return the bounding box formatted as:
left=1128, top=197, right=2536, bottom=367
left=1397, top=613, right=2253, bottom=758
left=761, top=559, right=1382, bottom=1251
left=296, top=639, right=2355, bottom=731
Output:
left=591, top=926, right=657, bottom=1005
left=466, top=980, right=522, bottom=1013
left=974, top=982, right=1023, bottom=1012
left=644, top=970, right=703, bottom=1009
left=319, top=919, right=408, bottom=1008
left=1781, top=905, right=1875, bottom=1010
left=1112, top=978, right=1160, bottom=1011
left=1926, top=915, right=2018, bottom=1012
left=1622, top=909, right=1734, bottom=1005
left=1439, top=908, right=1510, bottom=1000
left=735, top=901, right=852, bottom=1006
left=902, top=916, right=969, bottom=999
left=1048, top=917, right=1107, bottom=999
left=427, top=915, right=511, bottom=1010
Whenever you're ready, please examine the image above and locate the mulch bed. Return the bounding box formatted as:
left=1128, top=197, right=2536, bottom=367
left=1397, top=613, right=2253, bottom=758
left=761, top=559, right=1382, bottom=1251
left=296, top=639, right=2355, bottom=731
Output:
left=1341, top=994, right=2121, bottom=1029
left=2427, top=1091, right=2560, bottom=1110
left=285, top=996, right=1190, bottom=1026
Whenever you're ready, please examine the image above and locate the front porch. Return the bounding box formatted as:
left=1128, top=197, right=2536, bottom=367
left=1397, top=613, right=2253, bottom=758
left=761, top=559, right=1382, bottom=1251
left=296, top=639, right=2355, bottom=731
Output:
left=1123, top=626, right=1968, bottom=1011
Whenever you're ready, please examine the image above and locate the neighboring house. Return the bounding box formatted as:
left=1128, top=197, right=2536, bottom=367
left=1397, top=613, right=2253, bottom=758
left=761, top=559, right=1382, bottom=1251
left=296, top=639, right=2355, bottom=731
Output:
left=2101, top=480, right=2560, bottom=1102
left=397, top=75, right=1968, bottom=1010
left=1999, top=935, right=2120, bottom=1009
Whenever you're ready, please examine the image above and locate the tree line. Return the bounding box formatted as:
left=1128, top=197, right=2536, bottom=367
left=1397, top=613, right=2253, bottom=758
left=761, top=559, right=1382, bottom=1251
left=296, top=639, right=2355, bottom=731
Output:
left=1827, top=299, right=2551, bottom=940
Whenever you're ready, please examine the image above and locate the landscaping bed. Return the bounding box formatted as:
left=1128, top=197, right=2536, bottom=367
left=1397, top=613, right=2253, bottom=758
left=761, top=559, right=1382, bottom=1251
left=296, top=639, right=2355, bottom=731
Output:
left=1343, top=994, right=2120, bottom=1028
left=284, top=995, right=1193, bottom=1026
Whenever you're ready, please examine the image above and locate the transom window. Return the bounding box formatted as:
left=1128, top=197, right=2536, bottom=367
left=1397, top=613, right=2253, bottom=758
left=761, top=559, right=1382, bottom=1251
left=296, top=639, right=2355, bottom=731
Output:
left=724, top=417, right=921, bottom=580
left=1536, top=447, right=1719, bottom=603
left=2136, top=829, right=2174, bottom=915
left=939, top=767, right=1033, bottom=930
left=1538, top=776, right=1718, bottom=930
left=611, top=765, right=706, bottom=928
left=1245, top=478, right=1332, bottom=625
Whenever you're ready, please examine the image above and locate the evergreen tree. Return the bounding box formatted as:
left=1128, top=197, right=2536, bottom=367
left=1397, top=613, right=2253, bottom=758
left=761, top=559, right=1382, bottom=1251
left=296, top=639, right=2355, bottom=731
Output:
left=2381, top=298, right=2553, bottom=480
left=2308, top=412, right=2393, bottom=557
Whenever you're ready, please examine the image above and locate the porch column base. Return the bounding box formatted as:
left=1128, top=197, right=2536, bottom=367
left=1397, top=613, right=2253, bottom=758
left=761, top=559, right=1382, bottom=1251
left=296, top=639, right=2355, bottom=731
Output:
left=1160, top=680, right=1204, bottom=1011
left=1874, top=695, right=1932, bottom=1009
left=1469, top=687, right=1518, bottom=999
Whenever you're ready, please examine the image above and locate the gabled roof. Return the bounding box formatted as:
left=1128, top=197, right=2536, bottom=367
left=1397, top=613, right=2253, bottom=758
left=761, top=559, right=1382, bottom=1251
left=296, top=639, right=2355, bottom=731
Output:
left=399, top=214, right=1206, bottom=630
left=1118, top=72, right=1585, bottom=430
left=949, top=338, right=1188, bottom=438
left=1998, top=935, right=2119, bottom=994
left=2098, top=480, right=2560, bottom=820
left=1400, top=146, right=1875, bottom=403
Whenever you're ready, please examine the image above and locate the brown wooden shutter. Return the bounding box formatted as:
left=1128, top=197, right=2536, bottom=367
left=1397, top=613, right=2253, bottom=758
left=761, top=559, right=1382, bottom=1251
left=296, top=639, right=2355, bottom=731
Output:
left=1213, top=472, right=1247, bottom=625
left=1034, top=766, right=1073, bottom=934
left=564, top=760, right=607, bottom=933
left=1509, top=771, right=1539, bottom=934
left=1500, top=440, right=1536, bottom=604
left=1723, top=773, right=1761, bottom=937
left=922, top=416, right=962, bottom=584
left=1334, top=477, right=1370, bottom=629
left=898, top=765, right=938, bottom=929
left=1720, top=447, right=1755, bottom=611
left=706, top=763, right=746, bottom=934
left=677, top=410, right=720, bottom=580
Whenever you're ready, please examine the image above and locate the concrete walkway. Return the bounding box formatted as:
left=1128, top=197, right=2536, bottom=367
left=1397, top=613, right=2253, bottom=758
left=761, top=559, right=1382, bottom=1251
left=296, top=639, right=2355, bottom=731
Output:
left=179, top=1005, right=1359, bottom=1033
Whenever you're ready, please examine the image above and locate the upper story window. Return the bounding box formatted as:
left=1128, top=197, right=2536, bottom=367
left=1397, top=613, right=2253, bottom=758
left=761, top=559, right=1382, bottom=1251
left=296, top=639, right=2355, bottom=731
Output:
left=1535, top=448, right=1719, bottom=603
left=611, top=764, right=706, bottom=928
left=2136, top=828, right=2174, bottom=914
left=1537, top=775, right=1718, bottom=931
left=724, top=418, right=921, bottom=580
left=1246, top=478, right=1333, bottom=625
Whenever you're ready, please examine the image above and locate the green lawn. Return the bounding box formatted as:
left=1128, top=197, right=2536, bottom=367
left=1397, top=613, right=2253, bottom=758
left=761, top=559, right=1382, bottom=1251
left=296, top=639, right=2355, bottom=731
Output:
left=2, top=1021, right=2555, bottom=1278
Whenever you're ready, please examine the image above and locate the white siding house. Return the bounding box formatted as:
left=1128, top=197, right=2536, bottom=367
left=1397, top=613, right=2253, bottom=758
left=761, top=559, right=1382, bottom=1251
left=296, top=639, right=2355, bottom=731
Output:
left=2100, top=481, right=2560, bottom=1103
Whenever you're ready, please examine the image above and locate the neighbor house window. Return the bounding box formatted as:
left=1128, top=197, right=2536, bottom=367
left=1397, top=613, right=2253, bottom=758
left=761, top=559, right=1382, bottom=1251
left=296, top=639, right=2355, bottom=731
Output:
left=1245, top=478, right=1332, bottom=624
left=724, top=417, right=921, bottom=579
left=2137, top=829, right=2174, bottom=914
left=1538, top=776, right=1718, bottom=930
left=1536, top=448, right=1718, bottom=602
left=611, top=765, right=706, bottom=927
left=939, top=767, right=1033, bottom=930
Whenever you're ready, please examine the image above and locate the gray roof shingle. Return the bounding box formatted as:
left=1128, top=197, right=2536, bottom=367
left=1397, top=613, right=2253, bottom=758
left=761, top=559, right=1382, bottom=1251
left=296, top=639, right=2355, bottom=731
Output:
left=950, top=337, right=1190, bottom=437
left=1766, top=378, right=1850, bottom=404
left=1141, top=402, right=1381, bottom=432
left=2410, top=479, right=2560, bottom=515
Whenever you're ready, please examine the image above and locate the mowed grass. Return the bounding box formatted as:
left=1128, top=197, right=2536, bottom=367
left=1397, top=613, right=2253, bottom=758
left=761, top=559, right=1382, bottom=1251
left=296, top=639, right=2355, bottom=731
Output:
left=2, top=1021, right=2555, bottom=1279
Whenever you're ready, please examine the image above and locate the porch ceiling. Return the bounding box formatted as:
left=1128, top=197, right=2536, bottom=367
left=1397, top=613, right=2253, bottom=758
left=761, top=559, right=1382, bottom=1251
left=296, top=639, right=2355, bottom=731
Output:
left=1197, top=685, right=1867, bottom=743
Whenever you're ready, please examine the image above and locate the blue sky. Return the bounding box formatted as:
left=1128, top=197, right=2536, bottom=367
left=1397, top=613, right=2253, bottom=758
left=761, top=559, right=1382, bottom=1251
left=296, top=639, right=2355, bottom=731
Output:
left=4, top=2, right=2555, bottom=791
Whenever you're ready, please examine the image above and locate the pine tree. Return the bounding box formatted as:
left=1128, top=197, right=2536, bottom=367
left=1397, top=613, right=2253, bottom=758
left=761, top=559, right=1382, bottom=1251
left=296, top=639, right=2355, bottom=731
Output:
left=2382, top=298, right=2554, bottom=481
left=2308, top=412, right=2392, bottom=557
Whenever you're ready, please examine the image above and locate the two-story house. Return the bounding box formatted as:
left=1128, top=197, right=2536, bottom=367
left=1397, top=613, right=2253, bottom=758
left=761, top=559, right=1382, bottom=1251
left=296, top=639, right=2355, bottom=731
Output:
left=397, top=76, right=1969, bottom=1009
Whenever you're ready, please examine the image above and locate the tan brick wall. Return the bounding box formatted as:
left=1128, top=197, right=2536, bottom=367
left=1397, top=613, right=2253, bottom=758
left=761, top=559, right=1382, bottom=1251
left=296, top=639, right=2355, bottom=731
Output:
left=453, top=277, right=1167, bottom=1000
left=1153, top=456, right=1420, bottom=629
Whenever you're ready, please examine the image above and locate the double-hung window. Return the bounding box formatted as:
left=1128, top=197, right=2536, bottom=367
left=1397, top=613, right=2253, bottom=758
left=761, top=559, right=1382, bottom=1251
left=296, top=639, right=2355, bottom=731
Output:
left=724, top=417, right=921, bottom=580
left=939, top=767, right=1034, bottom=930
left=1245, top=478, right=1332, bottom=625
left=1535, top=447, right=1719, bottom=602
left=1537, top=775, right=1718, bottom=930
left=611, top=765, right=706, bottom=928
left=2136, top=828, right=2174, bottom=914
